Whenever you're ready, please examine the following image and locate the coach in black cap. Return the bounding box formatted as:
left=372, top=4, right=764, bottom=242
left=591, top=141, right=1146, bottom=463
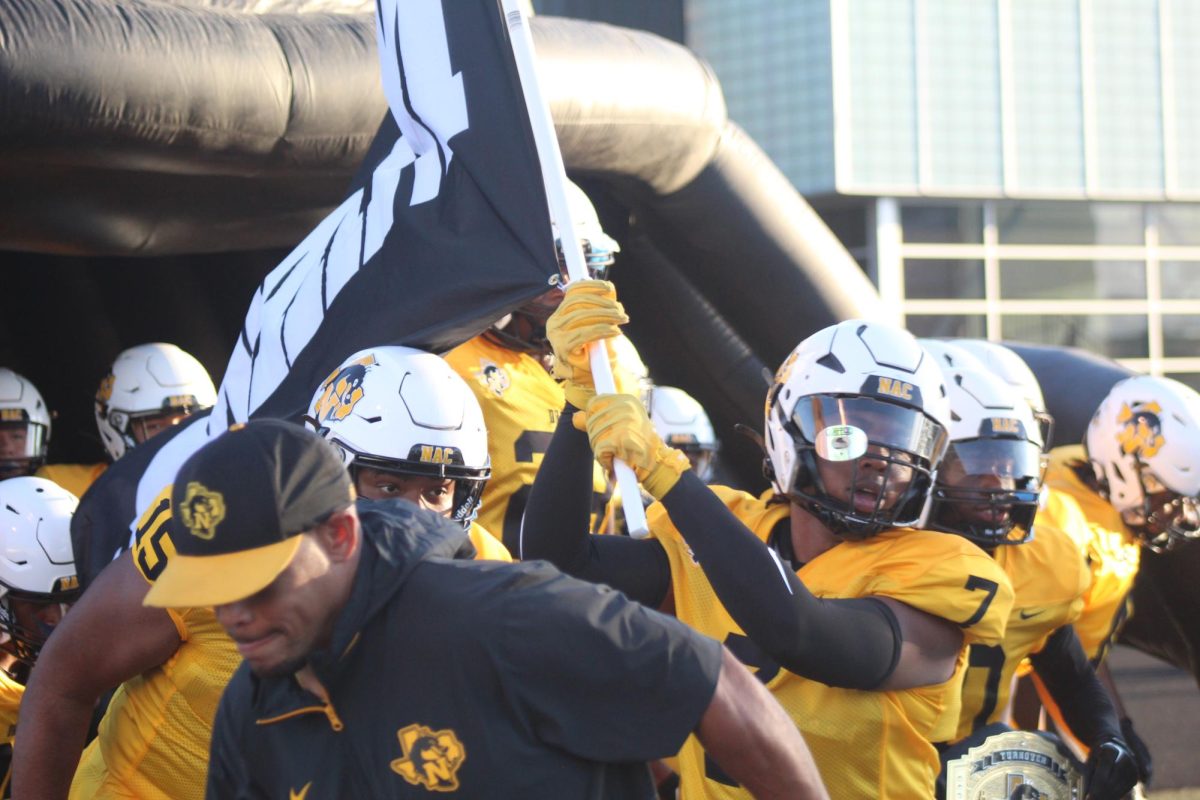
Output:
left=146, top=420, right=828, bottom=800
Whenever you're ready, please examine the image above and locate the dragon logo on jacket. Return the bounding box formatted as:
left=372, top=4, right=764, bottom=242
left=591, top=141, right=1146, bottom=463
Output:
left=390, top=723, right=466, bottom=792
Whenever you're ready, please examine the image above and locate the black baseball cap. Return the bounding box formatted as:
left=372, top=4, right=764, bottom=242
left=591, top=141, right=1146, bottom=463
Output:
left=143, top=419, right=354, bottom=608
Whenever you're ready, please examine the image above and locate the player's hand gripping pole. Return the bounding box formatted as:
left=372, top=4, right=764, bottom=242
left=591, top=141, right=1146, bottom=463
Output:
left=501, top=0, right=649, bottom=537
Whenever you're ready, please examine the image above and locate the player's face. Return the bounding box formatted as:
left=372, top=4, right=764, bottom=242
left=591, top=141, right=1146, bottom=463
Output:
left=7, top=597, right=66, bottom=646
left=814, top=446, right=916, bottom=514
left=793, top=395, right=941, bottom=517
left=0, top=424, right=34, bottom=478
left=509, top=287, right=564, bottom=341
left=937, top=455, right=1015, bottom=526
left=214, top=535, right=340, bottom=678
left=355, top=468, right=456, bottom=517
left=131, top=410, right=192, bottom=444
left=0, top=424, right=29, bottom=459
left=685, top=449, right=715, bottom=482
left=518, top=287, right=565, bottom=321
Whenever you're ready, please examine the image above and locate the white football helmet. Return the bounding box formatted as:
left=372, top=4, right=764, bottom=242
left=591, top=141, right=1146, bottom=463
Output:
left=922, top=341, right=1043, bottom=547
left=557, top=179, right=621, bottom=281
left=611, top=333, right=653, bottom=403
left=0, top=477, right=79, bottom=669
left=0, top=369, right=51, bottom=477
left=1085, top=375, right=1200, bottom=551
left=95, top=343, right=217, bottom=462
left=764, top=320, right=951, bottom=540
left=649, top=386, right=718, bottom=482
left=489, top=180, right=621, bottom=356
left=307, top=346, right=491, bottom=528
left=952, top=339, right=1054, bottom=451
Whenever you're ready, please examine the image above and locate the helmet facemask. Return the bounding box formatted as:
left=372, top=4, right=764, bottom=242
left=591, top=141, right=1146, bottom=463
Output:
left=0, top=419, right=49, bottom=478
left=781, top=394, right=947, bottom=540
left=486, top=284, right=563, bottom=359
left=345, top=448, right=491, bottom=530
left=1033, top=409, right=1055, bottom=455
left=665, top=437, right=718, bottom=482
left=489, top=233, right=619, bottom=357
left=1119, top=462, right=1200, bottom=552
left=97, top=398, right=204, bottom=460
left=0, top=585, right=76, bottom=678
left=557, top=237, right=618, bottom=282
left=929, top=437, right=1042, bottom=548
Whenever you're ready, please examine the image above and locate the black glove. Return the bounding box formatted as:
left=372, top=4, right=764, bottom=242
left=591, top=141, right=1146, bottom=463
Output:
left=1120, top=716, right=1153, bottom=786
left=1082, top=739, right=1139, bottom=800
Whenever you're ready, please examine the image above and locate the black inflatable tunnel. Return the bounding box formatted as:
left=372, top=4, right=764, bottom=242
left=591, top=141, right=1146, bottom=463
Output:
left=0, top=2, right=880, bottom=484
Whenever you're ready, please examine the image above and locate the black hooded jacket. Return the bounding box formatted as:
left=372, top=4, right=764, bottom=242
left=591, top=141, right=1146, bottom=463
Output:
left=206, top=499, right=721, bottom=799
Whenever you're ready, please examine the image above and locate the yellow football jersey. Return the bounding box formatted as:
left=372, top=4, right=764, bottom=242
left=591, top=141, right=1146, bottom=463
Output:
left=34, top=462, right=106, bottom=499
left=70, top=486, right=241, bottom=800
left=953, top=519, right=1089, bottom=742
left=445, top=336, right=607, bottom=541
left=0, top=667, right=24, bottom=797
left=468, top=521, right=512, bottom=561
left=1043, top=446, right=1140, bottom=661
left=0, top=670, right=22, bottom=747
left=648, top=487, right=1014, bottom=800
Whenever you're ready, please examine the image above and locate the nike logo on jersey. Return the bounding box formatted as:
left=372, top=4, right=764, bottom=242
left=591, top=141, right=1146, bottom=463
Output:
left=1018, top=608, right=1045, bottom=620
left=290, top=783, right=312, bottom=800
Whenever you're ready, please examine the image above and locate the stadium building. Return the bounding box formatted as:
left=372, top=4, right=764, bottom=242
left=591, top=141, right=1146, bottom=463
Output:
left=536, top=0, right=1200, bottom=388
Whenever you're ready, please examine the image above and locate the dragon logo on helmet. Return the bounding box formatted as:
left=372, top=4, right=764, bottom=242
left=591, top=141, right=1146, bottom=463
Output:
left=1116, top=400, right=1165, bottom=459
left=314, top=356, right=376, bottom=424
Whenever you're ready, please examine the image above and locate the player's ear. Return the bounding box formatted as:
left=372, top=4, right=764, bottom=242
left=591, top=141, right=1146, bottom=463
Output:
left=315, top=505, right=359, bottom=563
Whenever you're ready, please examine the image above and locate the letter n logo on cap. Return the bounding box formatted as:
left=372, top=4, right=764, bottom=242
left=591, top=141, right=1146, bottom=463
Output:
left=180, top=482, right=226, bottom=540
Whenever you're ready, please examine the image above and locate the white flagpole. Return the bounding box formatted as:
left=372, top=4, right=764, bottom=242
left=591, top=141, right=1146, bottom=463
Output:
left=500, top=0, right=649, bottom=537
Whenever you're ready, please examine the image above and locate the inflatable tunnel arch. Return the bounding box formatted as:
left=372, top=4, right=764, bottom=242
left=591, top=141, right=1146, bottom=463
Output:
left=0, top=2, right=879, bottom=483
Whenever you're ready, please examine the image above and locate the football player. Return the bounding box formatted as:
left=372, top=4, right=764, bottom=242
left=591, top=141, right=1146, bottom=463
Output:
left=1036, top=374, right=1200, bottom=786
left=36, top=343, right=216, bottom=498
left=0, top=477, right=79, bottom=796
left=520, top=282, right=1016, bottom=799
left=0, top=370, right=51, bottom=481
left=444, top=181, right=630, bottom=546
left=308, top=346, right=509, bottom=560
left=648, top=385, right=719, bottom=482
left=952, top=340, right=1158, bottom=787
left=920, top=341, right=1137, bottom=800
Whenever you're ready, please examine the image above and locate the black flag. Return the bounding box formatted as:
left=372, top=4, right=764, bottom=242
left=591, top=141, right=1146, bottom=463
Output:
left=214, top=0, right=557, bottom=430
left=73, top=0, right=558, bottom=586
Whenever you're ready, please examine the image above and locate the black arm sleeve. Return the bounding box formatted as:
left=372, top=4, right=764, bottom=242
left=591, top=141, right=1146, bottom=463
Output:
left=658, top=472, right=902, bottom=689
left=519, top=405, right=672, bottom=609
left=1029, top=624, right=1123, bottom=747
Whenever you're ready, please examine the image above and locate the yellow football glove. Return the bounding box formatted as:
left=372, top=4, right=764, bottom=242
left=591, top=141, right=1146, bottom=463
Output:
left=545, top=280, right=628, bottom=408
left=572, top=394, right=690, bottom=499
